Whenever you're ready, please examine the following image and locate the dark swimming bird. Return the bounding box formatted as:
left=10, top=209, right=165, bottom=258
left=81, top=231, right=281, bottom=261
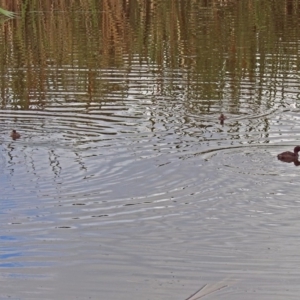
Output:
left=10, top=129, right=20, bottom=140
left=218, top=113, right=226, bottom=121
left=277, top=146, right=300, bottom=161
left=218, top=113, right=226, bottom=125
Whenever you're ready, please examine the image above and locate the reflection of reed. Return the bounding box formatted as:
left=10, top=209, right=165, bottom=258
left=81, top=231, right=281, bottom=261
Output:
left=0, top=0, right=298, bottom=108
left=5, top=140, right=89, bottom=189
left=186, top=277, right=236, bottom=300
left=48, top=149, right=61, bottom=177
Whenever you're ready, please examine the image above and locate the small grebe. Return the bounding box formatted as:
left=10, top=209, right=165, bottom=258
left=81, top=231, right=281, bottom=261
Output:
left=218, top=113, right=226, bottom=121
left=218, top=113, right=226, bottom=125
left=10, top=129, right=20, bottom=140
left=277, top=146, right=300, bottom=160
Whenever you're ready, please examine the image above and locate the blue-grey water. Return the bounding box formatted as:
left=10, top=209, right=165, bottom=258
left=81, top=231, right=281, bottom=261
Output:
left=1, top=1, right=300, bottom=299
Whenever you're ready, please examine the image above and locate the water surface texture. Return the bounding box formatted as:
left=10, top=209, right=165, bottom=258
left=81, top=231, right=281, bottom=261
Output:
left=1, top=1, right=300, bottom=299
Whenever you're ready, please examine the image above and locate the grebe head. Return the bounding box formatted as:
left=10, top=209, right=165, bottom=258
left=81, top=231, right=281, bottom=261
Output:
left=294, top=146, right=300, bottom=154
left=218, top=113, right=226, bottom=120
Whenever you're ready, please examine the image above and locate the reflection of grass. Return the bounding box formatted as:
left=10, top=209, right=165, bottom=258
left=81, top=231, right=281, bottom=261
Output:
left=0, top=1, right=298, bottom=110
left=186, top=277, right=237, bottom=299
left=0, top=7, right=16, bottom=18
left=186, top=283, right=228, bottom=300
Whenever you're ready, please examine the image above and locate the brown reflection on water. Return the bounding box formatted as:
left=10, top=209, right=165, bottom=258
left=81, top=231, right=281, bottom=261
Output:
left=1, top=1, right=300, bottom=300
left=0, top=0, right=299, bottom=110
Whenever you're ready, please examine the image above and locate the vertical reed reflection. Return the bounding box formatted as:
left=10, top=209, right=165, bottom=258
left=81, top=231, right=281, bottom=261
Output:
left=0, top=0, right=299, bottom=110
left=0, top=2, right=300, bottom=300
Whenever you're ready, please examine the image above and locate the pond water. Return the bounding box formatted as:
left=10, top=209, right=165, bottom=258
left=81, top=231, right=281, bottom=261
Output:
left=1, top=1, right=300, bottom=299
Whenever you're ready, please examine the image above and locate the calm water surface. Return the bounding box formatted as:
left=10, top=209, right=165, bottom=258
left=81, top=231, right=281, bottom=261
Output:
left=1, top=1, right=300, bottom=299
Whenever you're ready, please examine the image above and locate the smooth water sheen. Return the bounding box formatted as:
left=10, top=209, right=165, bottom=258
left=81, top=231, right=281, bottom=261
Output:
left=1, top=1, right=300, bottom=299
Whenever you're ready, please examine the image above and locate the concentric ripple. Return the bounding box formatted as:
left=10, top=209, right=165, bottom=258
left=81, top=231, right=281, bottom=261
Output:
left=1, top=33, right=300, bottom=300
